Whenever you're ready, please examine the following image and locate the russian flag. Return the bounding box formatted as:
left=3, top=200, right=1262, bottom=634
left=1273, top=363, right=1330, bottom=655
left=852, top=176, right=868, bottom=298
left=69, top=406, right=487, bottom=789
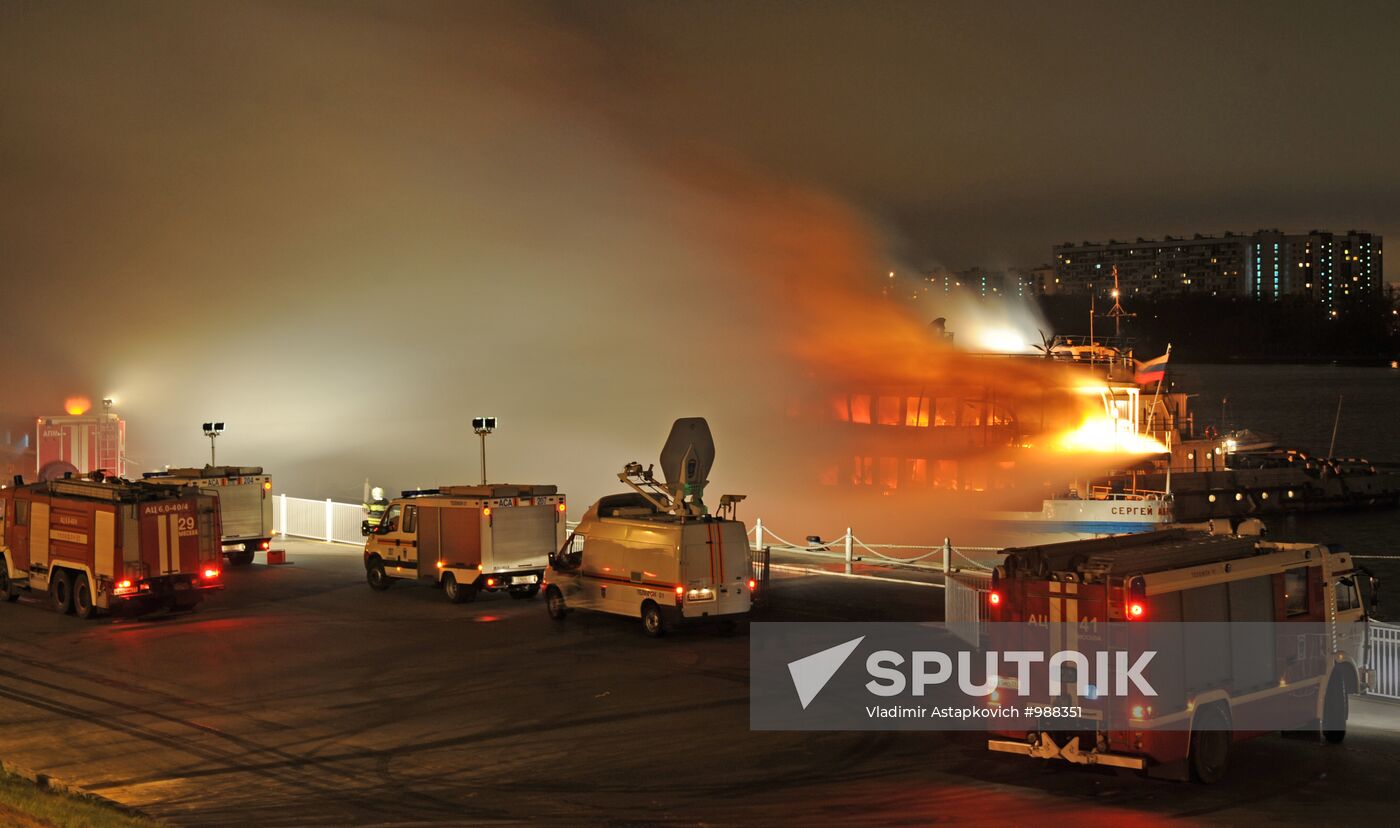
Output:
left=1135, top=351, right=1169, bottom=385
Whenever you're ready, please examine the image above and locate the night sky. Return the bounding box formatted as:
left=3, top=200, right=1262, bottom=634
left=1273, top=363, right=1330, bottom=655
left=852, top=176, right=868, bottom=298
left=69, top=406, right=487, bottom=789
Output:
left=2, top=1, right=1397, bottom=536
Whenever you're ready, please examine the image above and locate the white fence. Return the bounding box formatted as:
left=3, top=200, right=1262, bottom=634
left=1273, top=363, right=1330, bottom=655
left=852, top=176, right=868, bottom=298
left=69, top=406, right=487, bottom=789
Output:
left=1371, top=622, right=1400, bottom=701
left=272, top=494, right=369, bottom=546
left=750, top=518, right=1000, bottom=575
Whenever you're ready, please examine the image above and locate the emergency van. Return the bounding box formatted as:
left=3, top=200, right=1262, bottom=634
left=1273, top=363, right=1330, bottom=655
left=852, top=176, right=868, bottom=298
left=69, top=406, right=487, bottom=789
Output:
left=363, top=484, right=565, bottom=603
left=0, top=476, right=225, bottom=618
left=974, top=527, right=1374, bottom=782
left=143, top=466, right=273, bottom=565
left=544, top=417, right=754, bottom=637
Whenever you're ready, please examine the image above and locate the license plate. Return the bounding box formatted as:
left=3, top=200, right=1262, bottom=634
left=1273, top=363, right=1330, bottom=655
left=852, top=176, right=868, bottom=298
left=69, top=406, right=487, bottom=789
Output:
left=511, top=575, right=538, bottom=585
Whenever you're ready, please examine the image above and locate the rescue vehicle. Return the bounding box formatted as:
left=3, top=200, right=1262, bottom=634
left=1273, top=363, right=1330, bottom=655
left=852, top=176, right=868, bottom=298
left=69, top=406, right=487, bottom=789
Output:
left=545, top=418, right=754, bottom=637
left=0, top=476, right=225, bottom=618
left=363, top=484, right=565, bottom=602
left=143, top=466, right=273, bottom=565
left=975, top=526, right=1374, bottom=782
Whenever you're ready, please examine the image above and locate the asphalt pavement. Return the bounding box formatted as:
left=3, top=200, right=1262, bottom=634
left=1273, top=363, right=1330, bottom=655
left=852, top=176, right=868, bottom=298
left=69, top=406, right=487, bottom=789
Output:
left=1, top=539, right=1397, bottom=826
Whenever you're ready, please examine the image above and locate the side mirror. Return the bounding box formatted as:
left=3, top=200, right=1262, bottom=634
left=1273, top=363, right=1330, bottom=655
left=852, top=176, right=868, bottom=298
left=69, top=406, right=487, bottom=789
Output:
left=361, top=520, right=371, bottom=537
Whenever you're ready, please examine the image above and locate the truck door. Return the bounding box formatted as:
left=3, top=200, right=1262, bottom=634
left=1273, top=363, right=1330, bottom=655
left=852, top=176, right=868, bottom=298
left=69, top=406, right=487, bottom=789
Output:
left=376, top=504, right=417, bottom=573
left=9, top=498, right=32, bottom=571
left=29, top=501, right=50, bottom=573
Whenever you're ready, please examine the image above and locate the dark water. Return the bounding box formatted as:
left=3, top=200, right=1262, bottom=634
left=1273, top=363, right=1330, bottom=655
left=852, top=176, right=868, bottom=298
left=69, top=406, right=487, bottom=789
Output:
left=1173, top=364, right=1400, bottom=618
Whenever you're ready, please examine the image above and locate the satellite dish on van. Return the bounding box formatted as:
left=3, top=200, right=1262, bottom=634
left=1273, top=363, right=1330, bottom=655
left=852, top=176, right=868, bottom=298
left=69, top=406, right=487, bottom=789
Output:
left=659, top=417, right=714, bottom=495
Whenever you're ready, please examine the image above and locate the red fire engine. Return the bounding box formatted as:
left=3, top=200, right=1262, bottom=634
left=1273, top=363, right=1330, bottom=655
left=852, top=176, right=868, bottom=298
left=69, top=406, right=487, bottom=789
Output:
left=980, top=528, right=1372, bottom=782
left=0, top=476, right=224, bottom=618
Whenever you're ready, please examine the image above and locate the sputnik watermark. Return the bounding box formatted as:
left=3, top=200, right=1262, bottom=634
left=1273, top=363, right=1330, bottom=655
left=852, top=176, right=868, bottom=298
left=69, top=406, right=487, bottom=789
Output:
left=863, top=649, right=1156, bottom=698
left=750, top=622, right=1352, bottom=731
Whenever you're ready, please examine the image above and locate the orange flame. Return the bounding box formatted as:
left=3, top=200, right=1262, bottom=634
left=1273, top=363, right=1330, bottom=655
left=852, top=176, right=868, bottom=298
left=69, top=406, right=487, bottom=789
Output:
left=64, top=396, right=92, bottom=416
left=1052, top=414, right=1168, bottom=455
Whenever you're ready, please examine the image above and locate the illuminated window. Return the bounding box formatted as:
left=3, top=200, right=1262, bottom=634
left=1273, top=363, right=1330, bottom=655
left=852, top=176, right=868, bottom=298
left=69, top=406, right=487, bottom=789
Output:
left=852, top=456, right=873, bottom=486
left=905, top=458, right=928, bottom=486
left=877, top=396, right=902, bottom=426
left=830, top=395, right=851, bottom=422
left=905, top=396, right=930, bottom=427
left=932, top=460, right=958, bottom=490
left=1284, top=568, right=1309, bottom=616
left=850, top=395, right=872, bottom=425
left=934, top=398, right=957, bottom=427
left=962, top=400, right=984, bottom=427
left=878, top=457, right=899, bottom=490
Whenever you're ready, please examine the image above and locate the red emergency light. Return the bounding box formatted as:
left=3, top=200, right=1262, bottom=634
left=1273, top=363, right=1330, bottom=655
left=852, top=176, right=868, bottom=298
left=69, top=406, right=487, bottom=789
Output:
left=203, top=567, right=221, bottom=580
left=1127, top=602, right=1146, bottom=620
left=988, top=591, right=1001, bottom=606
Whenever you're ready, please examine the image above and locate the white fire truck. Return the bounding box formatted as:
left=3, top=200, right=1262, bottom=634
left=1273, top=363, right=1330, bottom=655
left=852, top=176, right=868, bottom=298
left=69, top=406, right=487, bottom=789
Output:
left=142, top=466, right=273, bottom=565
left=0, top=476, right=225, bottom=618
left=544, top=418, right=754, bottom=637
left=977, top=526, right=1374, bottom=782
left=363, top=484, right=566, bottom=603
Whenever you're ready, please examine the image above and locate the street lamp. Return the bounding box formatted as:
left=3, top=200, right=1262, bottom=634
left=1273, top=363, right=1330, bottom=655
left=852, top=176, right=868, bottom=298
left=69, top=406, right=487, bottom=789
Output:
left=202, top=422, right=225, bottom=467
left=471, top=416, right=497, bottom=485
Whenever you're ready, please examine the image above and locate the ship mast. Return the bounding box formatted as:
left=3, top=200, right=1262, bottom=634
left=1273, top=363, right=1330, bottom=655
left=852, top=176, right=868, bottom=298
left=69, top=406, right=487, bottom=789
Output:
left=1105, top=264, right=1134, bottom=339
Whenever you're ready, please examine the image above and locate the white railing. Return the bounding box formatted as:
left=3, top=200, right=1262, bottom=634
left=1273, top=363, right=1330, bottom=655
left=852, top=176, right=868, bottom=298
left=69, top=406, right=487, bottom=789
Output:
left=750, top=517, right=1000, bottom=575
left=945, top=571, right=992, bottom=645
left=1369, top=621, right=1400, bottom=701
left=272, top=495, right=367, bottom=546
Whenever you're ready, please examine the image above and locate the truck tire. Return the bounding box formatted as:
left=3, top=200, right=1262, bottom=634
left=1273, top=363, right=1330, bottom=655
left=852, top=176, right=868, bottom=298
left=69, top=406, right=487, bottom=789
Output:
left=1189, top=705, right=1230, bottom=784
left=1322, top=676, right=1348, bottom=744
left=50, top=570, right=74, bottom=614
left=546, top=586, right=568, bottom=620
left=366, top=561, right=392, bottom=591
left=230, top=550, right=255, bottom=566
left=72, top=575, right=97, bottom=620
left=444, top=574, right=476, bottom=604
left=641, top=601, right=666, bottom=638
left=0, top=565, right=18, bottom=602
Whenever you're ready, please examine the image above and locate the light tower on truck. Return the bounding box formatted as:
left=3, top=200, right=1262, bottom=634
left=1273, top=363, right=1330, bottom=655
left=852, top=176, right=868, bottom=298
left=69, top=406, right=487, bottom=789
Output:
left=202, top=422, right=224, bottom=467
left=471, top=416, right=497, bottom=485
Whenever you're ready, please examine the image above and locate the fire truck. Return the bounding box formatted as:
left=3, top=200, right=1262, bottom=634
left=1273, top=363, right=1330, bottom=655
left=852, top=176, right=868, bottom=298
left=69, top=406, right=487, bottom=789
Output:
left=142, top=466, right=273, bottom=565
left=979, top=527, right=1373, bottom=782
left=0, top=476, right=225, bottom=618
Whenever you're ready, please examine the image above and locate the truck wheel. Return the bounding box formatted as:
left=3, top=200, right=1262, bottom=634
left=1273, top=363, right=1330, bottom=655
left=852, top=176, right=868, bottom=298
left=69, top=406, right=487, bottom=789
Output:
left=0, top=565, right=17, bottom=602
left=641, top=601, right=666, bottom=638
left=1189, top=705, right=1230, bottom=784
left=72, top=575, right=97, bottom=620
left=546, top=586, right=567, bottom=620
left=444, top=574, right=476, bottom=604
left=230, top=550, right=255, bottom=566
left=50, top=570, right=74, bottom=614
left=366, top=561, right=392, bottom=591
left=1322, top=676, right=1348, bottom=744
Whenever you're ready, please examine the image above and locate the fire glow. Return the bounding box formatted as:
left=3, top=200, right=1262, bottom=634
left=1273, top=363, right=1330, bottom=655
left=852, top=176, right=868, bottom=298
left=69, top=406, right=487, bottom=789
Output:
left=1052, top=415, right=1168, bottom=455
left=64, top=396, right=91, bottom=416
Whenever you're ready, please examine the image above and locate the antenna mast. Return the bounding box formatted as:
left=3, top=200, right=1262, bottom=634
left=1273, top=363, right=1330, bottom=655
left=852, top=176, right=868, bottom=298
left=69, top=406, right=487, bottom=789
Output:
left=1105, top=265, right=1135, bottom=338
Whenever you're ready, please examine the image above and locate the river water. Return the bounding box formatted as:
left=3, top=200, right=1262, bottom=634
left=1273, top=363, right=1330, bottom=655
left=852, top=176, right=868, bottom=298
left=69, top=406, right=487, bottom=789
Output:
left=1173, top=364, right=1400, bottom=619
